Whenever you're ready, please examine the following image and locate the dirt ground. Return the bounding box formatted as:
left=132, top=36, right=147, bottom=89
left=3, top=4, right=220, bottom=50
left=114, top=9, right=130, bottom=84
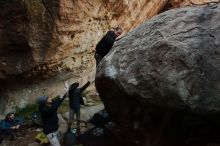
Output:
left=1, top=126, right=40, bottom=146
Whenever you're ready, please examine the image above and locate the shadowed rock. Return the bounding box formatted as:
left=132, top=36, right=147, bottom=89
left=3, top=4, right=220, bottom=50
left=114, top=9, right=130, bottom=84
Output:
left=96, top=3, right=220, bottom=146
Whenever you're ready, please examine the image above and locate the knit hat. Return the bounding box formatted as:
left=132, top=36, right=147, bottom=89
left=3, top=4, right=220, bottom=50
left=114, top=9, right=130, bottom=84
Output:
left=37, top=95, right=48, bottom=105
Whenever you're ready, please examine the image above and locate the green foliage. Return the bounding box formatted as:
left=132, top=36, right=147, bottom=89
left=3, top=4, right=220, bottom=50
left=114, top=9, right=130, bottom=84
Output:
left=16, top=104, right=39, bottom=120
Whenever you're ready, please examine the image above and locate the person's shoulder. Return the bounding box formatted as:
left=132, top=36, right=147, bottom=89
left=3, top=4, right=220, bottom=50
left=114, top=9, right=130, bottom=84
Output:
left=105, top=31, right=116, bottom=39
left=106, top=30, right=115, bottom=35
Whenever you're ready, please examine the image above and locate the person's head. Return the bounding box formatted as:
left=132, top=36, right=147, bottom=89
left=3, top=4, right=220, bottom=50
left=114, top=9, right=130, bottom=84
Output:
left=37, top=95, right=49, bottom=105
left=46, top=97, right=53, bottom=104
left=114, top=27, right=123, bottom=37
left=68, top=82, right=79, bottom=96
left=6, top=112, right=15, bottom=121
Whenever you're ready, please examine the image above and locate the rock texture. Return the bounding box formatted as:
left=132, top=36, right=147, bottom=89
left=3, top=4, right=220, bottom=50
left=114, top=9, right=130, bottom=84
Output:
left=0, top=0, right=218, bottom=112
left=0, top=0, right=171, bottom=81
left=0, top=0, right=172, bottom=112
left=166, top=0, right=219, bottom=8
left=96, top=3, right=220, bottom=146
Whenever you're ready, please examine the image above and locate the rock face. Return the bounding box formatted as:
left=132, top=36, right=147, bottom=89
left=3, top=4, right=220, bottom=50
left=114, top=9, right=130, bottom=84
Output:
left=96, top=3, right=220, bottom=146
left=0, top=0, right=217, bottom=112
left=0, top=0, right=171, bottom=81
left=0, top=0, right=172, bottom=112
left=166, top=0, right=220, bottom=8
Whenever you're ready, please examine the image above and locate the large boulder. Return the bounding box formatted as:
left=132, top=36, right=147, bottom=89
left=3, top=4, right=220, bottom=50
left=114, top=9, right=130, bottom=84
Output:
left=96, top=3, right=220, bottom=146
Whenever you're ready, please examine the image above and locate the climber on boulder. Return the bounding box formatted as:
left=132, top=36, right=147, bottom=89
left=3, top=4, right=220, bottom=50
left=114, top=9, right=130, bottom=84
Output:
left=94, top=26, right=123, bottom=67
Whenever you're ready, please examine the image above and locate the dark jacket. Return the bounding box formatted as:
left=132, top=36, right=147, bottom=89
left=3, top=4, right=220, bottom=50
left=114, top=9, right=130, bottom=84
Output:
left=69, top=82, right=90, bottom=112
left=95, top=31, right=117, bottom=57
left=0, top=117, right=23, bottom=131
left=39, top=96, right=65, bottom=135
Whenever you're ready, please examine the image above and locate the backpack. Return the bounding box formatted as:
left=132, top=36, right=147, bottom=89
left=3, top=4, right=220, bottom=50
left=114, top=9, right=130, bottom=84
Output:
left=90, top=110, right=111, bottom=126
left=63, top=128, right=77, bottom=146
left=35, top=132, right=49, bottom=144
left=31, top=112, right=42, bottom=126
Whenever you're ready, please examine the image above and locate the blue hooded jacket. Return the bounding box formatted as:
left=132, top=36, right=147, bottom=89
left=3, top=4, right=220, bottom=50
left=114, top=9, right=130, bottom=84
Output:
left=0, top=114, right=23, bottom=131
